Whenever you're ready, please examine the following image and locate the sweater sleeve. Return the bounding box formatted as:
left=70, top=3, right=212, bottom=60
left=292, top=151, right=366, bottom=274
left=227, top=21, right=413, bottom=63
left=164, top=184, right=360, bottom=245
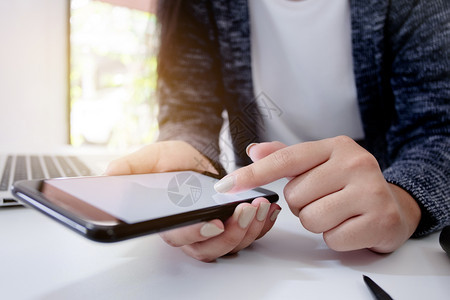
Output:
left=156, top=1, right=226, bottom=175
left=383, top=0, right=450, bottom=236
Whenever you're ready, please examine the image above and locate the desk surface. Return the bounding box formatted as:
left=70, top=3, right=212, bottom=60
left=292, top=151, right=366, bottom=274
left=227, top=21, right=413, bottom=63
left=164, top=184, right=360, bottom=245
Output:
left=1, top=180, right=449, bottom=300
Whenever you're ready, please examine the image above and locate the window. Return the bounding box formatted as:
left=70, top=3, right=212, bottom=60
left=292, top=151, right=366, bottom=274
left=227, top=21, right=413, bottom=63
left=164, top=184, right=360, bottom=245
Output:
left=70, top=0, right=158, bottom=150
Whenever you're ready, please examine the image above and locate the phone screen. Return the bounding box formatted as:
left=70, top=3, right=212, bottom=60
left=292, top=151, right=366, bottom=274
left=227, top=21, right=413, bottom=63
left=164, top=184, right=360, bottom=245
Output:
left=42, top=171, right=266, bottom=224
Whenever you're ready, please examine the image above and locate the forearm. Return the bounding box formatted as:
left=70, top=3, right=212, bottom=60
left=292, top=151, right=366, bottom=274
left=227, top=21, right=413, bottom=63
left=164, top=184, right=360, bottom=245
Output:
left=383, top=136, right=450, bottom=236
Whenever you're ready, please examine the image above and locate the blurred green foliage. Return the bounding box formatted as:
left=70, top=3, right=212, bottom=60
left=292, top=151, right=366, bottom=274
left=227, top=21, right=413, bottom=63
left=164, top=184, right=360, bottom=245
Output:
left=70, top=0, right=158, bottom=150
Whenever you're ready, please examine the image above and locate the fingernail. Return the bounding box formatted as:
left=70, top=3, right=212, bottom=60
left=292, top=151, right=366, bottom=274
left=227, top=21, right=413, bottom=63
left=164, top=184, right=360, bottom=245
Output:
left=245, top=143, right=259, bottom=157
left=256, top=202, right=270, bottom=221
left=200, top=222, right=224, bottom=238
left=238, top=206, right=257, bottom=229
left=270, top=209, right=281, bottom=222
left=214, top=175, right=235, bottom=193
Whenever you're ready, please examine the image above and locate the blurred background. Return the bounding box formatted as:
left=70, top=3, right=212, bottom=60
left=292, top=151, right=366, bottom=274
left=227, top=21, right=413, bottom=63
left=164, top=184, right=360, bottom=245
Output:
left=0, top=0, right=158, bottom=152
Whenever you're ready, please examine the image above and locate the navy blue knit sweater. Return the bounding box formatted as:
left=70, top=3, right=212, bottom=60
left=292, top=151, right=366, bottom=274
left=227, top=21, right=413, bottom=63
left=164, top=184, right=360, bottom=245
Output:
left=157, top=0, right=450, bottom=237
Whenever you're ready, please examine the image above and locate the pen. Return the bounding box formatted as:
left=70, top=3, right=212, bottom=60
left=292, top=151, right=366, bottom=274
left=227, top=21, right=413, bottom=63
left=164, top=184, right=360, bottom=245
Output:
left=363, top=275, right=393, bottom=300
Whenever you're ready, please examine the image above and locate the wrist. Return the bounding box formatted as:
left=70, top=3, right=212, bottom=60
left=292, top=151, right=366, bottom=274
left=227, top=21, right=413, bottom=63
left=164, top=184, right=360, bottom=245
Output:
left=388, top=183, right=421, bottom=238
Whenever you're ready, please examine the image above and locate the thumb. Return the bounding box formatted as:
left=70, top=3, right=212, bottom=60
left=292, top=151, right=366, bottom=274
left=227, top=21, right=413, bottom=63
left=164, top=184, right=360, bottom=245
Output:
left=104, top=143, right=163, bottom=175
left=246, top=141, right=288, bottom=162
left=105, top=141, right=217, bottom=175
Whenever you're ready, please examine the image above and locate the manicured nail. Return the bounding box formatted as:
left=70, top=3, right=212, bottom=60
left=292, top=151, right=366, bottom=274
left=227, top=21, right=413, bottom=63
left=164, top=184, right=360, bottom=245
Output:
left=270, top=209, right=281, bottom=222
left=245, top=143, right=259, bottom=157
left=200, top=222, right=224, bottom=238
left=256, top=202, right=270, bottom=221
left=214, top=175, right=235, bottom=193
left=238, top=206, right=257, bottom=229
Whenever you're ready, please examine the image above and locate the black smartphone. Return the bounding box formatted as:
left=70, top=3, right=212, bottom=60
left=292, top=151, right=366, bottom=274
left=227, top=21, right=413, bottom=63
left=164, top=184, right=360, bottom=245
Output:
left=12, top=171, right=278, bottom=243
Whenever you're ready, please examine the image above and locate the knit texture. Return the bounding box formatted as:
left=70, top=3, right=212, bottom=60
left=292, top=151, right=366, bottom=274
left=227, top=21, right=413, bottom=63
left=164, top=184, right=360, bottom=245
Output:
left=157, top=0, right=450, bottom=236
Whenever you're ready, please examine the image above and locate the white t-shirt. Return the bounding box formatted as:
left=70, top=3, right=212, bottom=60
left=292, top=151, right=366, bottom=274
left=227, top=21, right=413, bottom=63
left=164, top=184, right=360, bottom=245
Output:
left=248, top=0, right=365, bottom=144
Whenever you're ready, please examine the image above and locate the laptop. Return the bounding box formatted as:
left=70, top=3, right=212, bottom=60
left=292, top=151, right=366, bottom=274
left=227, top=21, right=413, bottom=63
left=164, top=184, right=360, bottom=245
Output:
left=0, top=153, right=118, bottom=207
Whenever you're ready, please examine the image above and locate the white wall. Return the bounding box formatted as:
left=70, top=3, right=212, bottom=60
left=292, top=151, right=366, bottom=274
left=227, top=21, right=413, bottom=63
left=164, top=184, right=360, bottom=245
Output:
left=0, top=0, right=68, bottom=152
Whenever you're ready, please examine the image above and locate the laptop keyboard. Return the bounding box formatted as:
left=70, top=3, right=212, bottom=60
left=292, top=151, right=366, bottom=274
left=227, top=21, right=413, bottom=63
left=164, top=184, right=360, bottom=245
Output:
left=13, top=155, right=28, bottom=183
left=30, top=156, right=45, bottom=179
left=0, top=156, right=13, bottom=191
left=0, top=155, right=94, bottom=192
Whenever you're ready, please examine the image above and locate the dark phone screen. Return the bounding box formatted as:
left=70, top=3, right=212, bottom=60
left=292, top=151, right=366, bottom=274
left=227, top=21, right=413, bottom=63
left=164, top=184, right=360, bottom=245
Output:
left=42, top=171, right=266, bottom=224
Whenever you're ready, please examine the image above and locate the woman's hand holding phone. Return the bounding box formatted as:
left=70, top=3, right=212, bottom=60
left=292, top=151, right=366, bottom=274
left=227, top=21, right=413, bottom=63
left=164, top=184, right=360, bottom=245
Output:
left=105, top=141, right=281, bottom=262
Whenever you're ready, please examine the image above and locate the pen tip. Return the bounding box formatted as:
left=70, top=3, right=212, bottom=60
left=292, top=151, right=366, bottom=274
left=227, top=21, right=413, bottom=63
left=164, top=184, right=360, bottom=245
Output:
left=363, top=275, right=374, bottom=285
left=362, top=275, right=374, bottom=286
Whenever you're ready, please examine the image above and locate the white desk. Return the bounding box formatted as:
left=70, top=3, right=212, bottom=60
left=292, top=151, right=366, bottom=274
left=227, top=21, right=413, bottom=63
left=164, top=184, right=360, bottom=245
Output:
left=1, top=180, right=449, bottom=300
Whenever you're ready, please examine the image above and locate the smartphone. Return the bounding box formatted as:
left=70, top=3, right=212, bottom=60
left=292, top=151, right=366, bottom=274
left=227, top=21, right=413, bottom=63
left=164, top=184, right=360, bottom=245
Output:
left=12, top=171, right=278, bottom=243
